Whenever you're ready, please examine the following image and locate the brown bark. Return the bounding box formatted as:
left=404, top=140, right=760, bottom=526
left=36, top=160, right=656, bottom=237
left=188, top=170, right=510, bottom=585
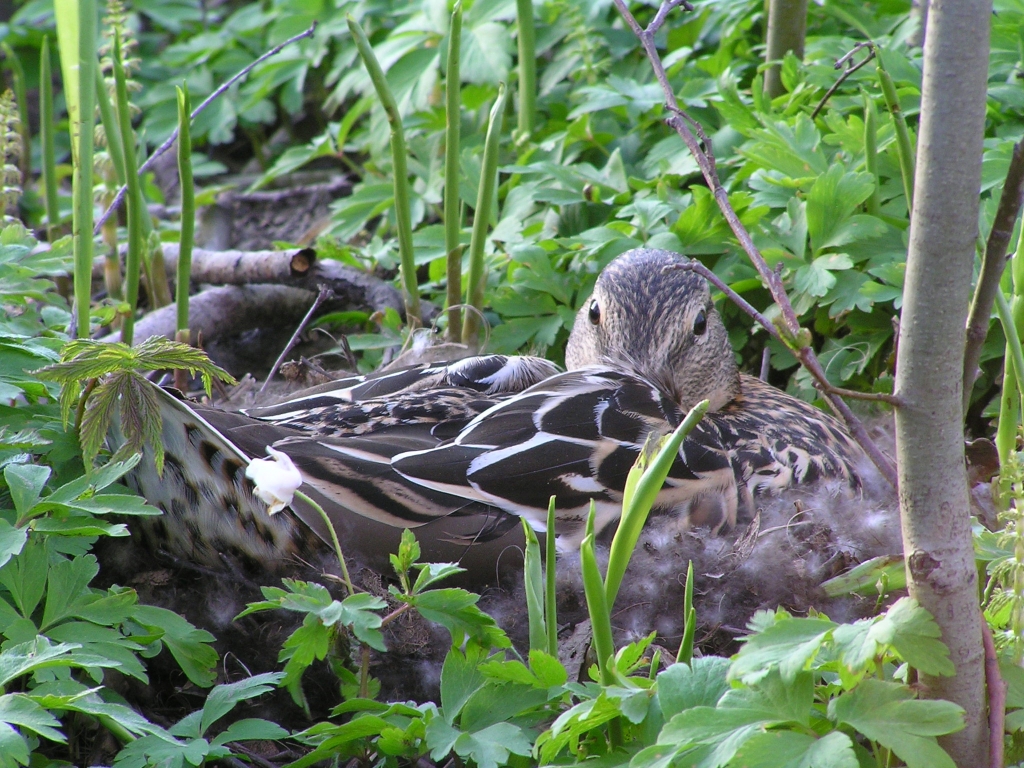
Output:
left=894, top=0, right=992, bottom=763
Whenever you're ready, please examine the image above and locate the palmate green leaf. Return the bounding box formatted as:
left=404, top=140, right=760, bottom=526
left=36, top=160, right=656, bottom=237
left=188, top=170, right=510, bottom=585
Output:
left=82, top=370, right=163, bottom=473
left=829, top=679, right=963, bottom=768
left=0, top=637, right=82, bottom=687
left=657, top=657, right=731, bottom=719
left=793, top=254, right=854, bottom=298
left=44, top=454, right=141, bottom=503
left=718, top=669, right=814, bottom=727
left=4, top=463, right=50, bottom=517
left=806, top=165, right=876, bottom=254
left=113, top=732, right=205, bottom=768
left=406, top=588, right=510, bottom=649
left=0, top=520, right=27, bottom=571
left=0, top=693, right=64, bottom=742
left=730, top=614, right=837, bottom=684
left=278, top=616, right=331, bottom=709
left=211, top=717, right=289, bottom=746
left=320, top=592, right=386, bottom=651
left=131, top=605, right=217, bottom=687
left=459, top=680, right=549, bottom=732
left=199, top=672, right=285, bottom=737
left=40, top=554, right=99, bottom=631
left=0, top=537, right=48, bottom=619
left=445, top=721, right=532, bottom=768
left=31, top=681, right=167, bottom=739
left=440, top=645, right=488, bottom=724
left=0, top=721, right=30, bottom=768
left=538, top=693, right=621, bottom=761
left=729, top=730, right=859, bottom=768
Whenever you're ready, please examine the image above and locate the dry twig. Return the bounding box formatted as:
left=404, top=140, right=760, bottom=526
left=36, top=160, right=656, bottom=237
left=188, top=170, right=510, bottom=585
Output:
left=94, top=22, right=318, bottom=234
left=261, top=285, right=335, bottom=393
left=613, top=0, right=899, bottom=488
left=982, top=623, right=1005, bottom=768
left=811, top=42, right=876, bottom=120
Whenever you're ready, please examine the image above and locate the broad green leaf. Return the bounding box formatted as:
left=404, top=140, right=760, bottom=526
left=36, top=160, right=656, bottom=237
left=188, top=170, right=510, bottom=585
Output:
left=794, top=254, right=853, bottom=298
left=200, top=672, right=284, bottom=736
left=4, top=463, right=50, bottom=516
left=0, top=722, right=29, bottom=768
left=0, top=693, right=65, bottom=742
left=132, top=605, right=217, bottom=687
left=719, top=669, right=814, bottom=727
left=657, top=657, right=731, bottom=719
left=211, top=717, right=289, bottom=746
left=407, top=589, right=510, bottom=649
left=806, top=165, right=875, bottom=253
left=829, top=679, right=963, bottom=768
left=0, top=637, right=81, bottom=688
left=459, top=681, right=548, bottom=731
left=451, top=721, right=532, bottom=768
left=0, top=520, right=27, bottom=570
left=730, top=730, right=858, bottom=768
left=730, top=616, right=836, bottom=684
left=440, top=645, right=487, bottom=724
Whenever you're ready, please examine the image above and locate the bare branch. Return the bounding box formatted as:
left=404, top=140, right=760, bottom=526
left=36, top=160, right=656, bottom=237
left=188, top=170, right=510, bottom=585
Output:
left=963, top=139, right=1024, bottom=413
left=94, top=22, right=318, bottom=234
left=982, top=623, right=1006, bottom=768
left=616, top=0, right=898, bottom=488
left=261, top=286, right=335, bottom=394
left=811, top=43, right=876, bottom=120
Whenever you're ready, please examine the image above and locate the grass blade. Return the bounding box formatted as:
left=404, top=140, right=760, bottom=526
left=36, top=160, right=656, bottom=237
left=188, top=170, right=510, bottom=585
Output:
left=444, top=3, right=463, bottom=342
left=39, top=36, right=60, bottom=240
left=176, top=84, right=195, bottom=343
left=545, top=495, right=558, bottom=657
left=521, top=518, right=548, bottom=653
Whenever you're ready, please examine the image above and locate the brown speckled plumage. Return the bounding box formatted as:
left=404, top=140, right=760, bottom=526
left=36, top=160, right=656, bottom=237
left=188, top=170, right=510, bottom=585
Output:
left=118, top=248, right=868, bottom=577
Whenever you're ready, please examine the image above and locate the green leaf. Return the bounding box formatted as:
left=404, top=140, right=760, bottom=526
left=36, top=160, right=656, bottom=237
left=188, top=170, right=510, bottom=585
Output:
left=0, top=520, right=27, bottom=570
left=211, top=717, right=289, bottom=746
left=200, top=672, right=284, bottom=736
left=793, top=254, right=853, bottom=298
left=407, top=589, right=510, bottom=649
left=829, top=679, right=963, bottom=768
left=730, top=615, right=836, bottom=684
left=730, top=730, right=858, bottom=768
left=132, top=605, right=218, bottom=687
left=0, top=693, right=65, bottom=742
left=0, top=722, right=30, bottom=767
left=657, top=657, right=731, bottom=719
left=806, top=165, right=875, bottom=253
left=719, top=669, right=814, bottom=727
left=440, top=645, right=487, bottom=724
left=4, top=463, right=50, bottom=516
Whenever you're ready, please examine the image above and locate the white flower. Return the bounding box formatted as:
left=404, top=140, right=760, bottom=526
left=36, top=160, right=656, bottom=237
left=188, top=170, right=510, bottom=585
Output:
left=245, top=446, right=302, bottom=515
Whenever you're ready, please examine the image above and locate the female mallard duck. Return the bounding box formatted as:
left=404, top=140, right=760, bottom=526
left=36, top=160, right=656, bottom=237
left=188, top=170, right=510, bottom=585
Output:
left=124, top=248, right=866, bottom=577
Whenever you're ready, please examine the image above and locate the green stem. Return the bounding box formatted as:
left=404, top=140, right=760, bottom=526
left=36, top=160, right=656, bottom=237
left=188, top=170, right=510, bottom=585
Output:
left=545, top=496, right=558, bottom=657
left=348, top=15, right=421, bottom=328
left=95, top=67, right=126, bottom=184
left=876, top=55, right=914, bottom=214
left=39, top=36, right=60, bottom=240
left=295, top=490, right=354, bottom=596
left=112, top=32, right=142, bottom=346
left=863, top=93, right=880, bottom=216
left=605, top=400, right=709, bottom=606
left=997, top=291, right=1024, bottom=465
left=462, top=82, right=507, bottom=346
left=515, top=0, right=536, bottom=139
left=445, top=3, right=463, bottom=343
left=521, top=518, right=547, bottom=653
left=580, top=533, right=614, bottom=686
left=72, top=0, right=98, bottom=338
left=676, top=561, right=695, bottom=664
left=176, top=84, right=195, bottom=338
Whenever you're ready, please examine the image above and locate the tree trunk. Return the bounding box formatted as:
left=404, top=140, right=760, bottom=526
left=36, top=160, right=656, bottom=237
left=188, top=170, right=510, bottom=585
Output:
left=764, top=0, right=808, bottom=98
left=894, top=0, right=992, bottom=765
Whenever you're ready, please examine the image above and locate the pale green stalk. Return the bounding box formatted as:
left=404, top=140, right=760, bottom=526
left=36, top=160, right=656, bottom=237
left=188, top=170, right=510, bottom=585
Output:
left=676, top=561, right=695, bottom=664
left=296, top=490, right=354, bottom=596
left=445, top=3, right=463, bottom=342
left=604, top=400, right=710, bottom=606
left=95, top=67, right=126, bottom=184
left=462, top=83, right=507, bottom=346
left=877, top=54, right=914, bottom=213
left=863, top=93, right=879, bottom=217
left=112, top=33, right=142, bottom=346
left=515, top=0, right=536, bottom=139
left=998, top=230, right=1024, bottom=464
left=39, top=37, right=60, bottom=240
left=521, top=518, right=548, bottom=652
left=545, top=496, right=558, bottom=657
left=176, top=84, right=195, bottom=342
left=348, top=15, right=421, bottom=328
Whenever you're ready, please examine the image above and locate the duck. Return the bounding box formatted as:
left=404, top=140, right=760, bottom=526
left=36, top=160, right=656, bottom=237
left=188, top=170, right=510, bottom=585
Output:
left=120, top=247, right=867, bottom=579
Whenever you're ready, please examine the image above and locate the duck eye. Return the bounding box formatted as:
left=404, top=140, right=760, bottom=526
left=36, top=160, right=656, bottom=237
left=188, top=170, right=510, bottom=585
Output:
left=588, top=300, right=601, bottom=325
left=693, top=310, right=707, bottom=336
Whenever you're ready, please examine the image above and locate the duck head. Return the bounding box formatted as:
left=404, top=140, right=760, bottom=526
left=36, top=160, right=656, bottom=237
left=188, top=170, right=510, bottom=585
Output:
left=565, top=248, right=741, bottom=412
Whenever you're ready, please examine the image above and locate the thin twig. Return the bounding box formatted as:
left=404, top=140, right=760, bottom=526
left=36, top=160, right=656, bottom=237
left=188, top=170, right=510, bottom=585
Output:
left=811, top=44, right=876, bottom=120
left=614, top=0, right=899, bottom=488
left=94, top=22, right=317, bottom=235
left=963, top=139, right=1024, bottom=413
left=260, top=286, right=333, bottom=394
left=982, top=623, right=1005, bottom=768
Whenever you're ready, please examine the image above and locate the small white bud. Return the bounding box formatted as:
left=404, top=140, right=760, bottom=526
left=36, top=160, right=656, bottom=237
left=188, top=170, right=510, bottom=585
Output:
left=245, top=446, right=302, bottom=515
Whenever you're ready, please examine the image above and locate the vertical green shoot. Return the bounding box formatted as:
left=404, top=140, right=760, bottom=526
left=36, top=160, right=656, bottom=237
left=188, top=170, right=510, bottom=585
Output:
left=676, top=560, right=695, bottom=665
left=462, top=83, right=507, bottom=346
left=1, top=44, right=30, bottom=182
left=64, top=0, right=98, bottom=337
left=95, top=67, right=126, bottom=184
left=998, top=230, right=1024, bottom=465
left=444, top=3, right=463, bottom=342
left=521, top=518, right=548, bottom=653
left=112, top=32, right=143, bottom=346
left=39, top=37, right=60, bottom=240
left=545, top=496, right=558, bottom=657
left=604, top=400, right=709, bottom=607
left=348, top=15, right=421, bottom=329
left=176, top=84, right=194, bottom=344
left=876, top=54, right=914, bottom=214
left=863, top=93, right=880, bottom=217
left=515, top=0, right=536, bottom=139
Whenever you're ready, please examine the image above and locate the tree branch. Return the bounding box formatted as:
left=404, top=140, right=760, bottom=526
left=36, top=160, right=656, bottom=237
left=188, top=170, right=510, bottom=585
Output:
left=963, top=140, right=1024, bottom=414
left=614, top=0, right=898, bottom=488
left=94, top=22, right=318, bottom=234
